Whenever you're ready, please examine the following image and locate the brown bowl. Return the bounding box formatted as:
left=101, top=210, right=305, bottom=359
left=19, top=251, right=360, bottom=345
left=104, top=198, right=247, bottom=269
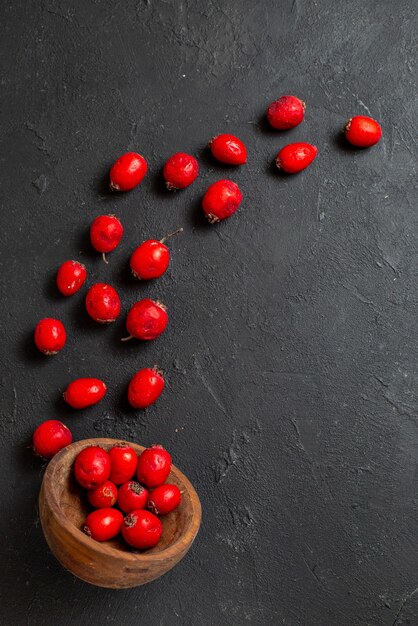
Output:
left=38, top=438, right=202, bottom=589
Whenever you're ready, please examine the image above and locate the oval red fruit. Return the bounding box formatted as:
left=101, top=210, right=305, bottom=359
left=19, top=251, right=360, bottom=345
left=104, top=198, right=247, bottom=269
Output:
left=148, top=484, right=181, bottom=516
left=130, top=240, right=170, bottom=280
left=275, top=142, right=318, bottom=174
left=84, top=508, right=123, bottom=541
left=64, top=377, right=107, bottom=409
left=108, top=445, right=138, bottom=485
left=128, top=368, right=165, bottom=409
left=125, top=299, right=168, bottom=341
left=56, top=260, right=87, bottom=296
left=87, top=480, right=118, bottom=508
left=267, top=95, right=305, bottom=130
left=163, top=152, right=199, bottom=190
left=110, top=152, right=148, bottom=191
left=345, top=115, right=382, bottom=148
left=32, top=420, right=72, bottom=459
left=74, top=446, right=111, bottom=490
left=202, top=179, right=242, bottom=223
left=90, top=215, right=123, bottom=256
left=118, top=481, right=149, bottom=513
left=34, top=318, right=67, bottom=355
left=136, top=444, right=172, bottom=488
left=209, top=134, right=247, bottom=165
left=122, top=509, right=162, bottom=549
left=85, top=283, right=121, bottom=323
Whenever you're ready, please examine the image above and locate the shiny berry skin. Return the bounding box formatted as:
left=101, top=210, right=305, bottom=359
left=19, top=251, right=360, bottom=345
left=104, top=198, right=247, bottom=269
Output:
left=202, top=179, right=242, bottom=223
left=32, top=420, right=72, bottom=459
left=345, top=115, right=382, bottom=147
left=64, top=378, right=107, bottom=409
left=90, top=215, right=123, bottom=262
left=122, top=509, right=162, bottom=549
left=124, top=299, right=168, bottom=341
left=56, top=260, right=87, bottom=296
left=108, top=445, right=138, bottom=485
left=34, top=318, right=67, bottom=355
left=128, top=368, right=165, bottom=409
left=148, top=484, right=181, bottom=516
left=87, top=480, right=118, bottom=508
left=85, top=283, right=121, bottom=323
left=209, top=134, right=247, bottom=165
left=137, top=445, right=172, bottom=488
left=163, top=152, right=199, bottom=190
left=130, top=240, right=169, bottom=280
left=74, top=446, right=111, bottom=490
left=275, top=142, right=318, bottom=174
left=118, top=481, right=149, bottom=513
left=84, top=508, right=123, bottom=542
left=267, top=95, right=305, bottom=130
left=109, top=152, right=148, bottom=191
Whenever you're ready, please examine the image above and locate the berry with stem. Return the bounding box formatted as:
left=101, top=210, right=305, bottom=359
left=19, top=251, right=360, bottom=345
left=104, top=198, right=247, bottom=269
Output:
left=90, top=215, right=123, bottom=264
left=128, top=367, right=165, bottom=409
left=130, top=228, right=183, bottom=280
left=122, top=509, right=162, bottom=549
left=117, top=481, right=149, bottom=513
left=110, top=152, right=148, bottom=192
left=202, top=179, right=242, bottom=223
left=122, top=299, right=168, bottom=341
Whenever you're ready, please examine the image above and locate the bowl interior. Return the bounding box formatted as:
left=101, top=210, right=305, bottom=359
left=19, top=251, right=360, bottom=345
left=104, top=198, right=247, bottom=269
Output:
left=52, top=440, right=196, bottom=555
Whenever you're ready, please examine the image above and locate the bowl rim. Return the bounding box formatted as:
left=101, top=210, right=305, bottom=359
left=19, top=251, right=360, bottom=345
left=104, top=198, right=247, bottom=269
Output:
left=41, top=437, right=202, bottom=562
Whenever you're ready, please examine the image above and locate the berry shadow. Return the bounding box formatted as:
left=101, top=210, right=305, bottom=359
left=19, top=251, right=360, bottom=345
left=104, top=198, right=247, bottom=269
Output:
left=198, top=146, right=240, bottom=172
left=115, top=256, right=150, bottom=292
left=332, top=130, right=360, bottom=153
left=18, top=330, right=50, bottom=364
left=68, top=296, right=111, bottom=334
left=151, top=170, right=170, bottom=199
left=42, top=272, right=62, bottom=302
left=74, top=225, right=99, bottom=262
left=186, top=195, right=212, bottom=230
left=93, top=167, right=114, bottom=198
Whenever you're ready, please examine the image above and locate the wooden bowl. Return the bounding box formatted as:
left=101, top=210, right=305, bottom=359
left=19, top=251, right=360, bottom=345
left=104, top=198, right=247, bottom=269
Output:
left=38, top=438, right=201, bottom=588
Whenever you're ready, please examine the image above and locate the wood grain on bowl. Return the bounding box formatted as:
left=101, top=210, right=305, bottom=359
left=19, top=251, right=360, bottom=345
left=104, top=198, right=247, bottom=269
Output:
left=38, top=438, right=201, bottom=589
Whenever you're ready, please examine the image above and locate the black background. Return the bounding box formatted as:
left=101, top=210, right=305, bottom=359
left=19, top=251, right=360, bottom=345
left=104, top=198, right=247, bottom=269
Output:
left=1, top=1, right=417, bottom=625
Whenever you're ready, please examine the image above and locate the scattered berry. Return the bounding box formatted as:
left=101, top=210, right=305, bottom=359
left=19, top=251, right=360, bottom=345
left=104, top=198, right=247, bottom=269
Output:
left=74, top=446, right=111, bottom=490
left=84, top=508, right=123, bottom=541
left=209, top=134, right=247, bottom=165
left=163, top=152, right=199, bottom=190
left=128, top=368, right=165, bottom=409
left=87, top=480, right=118, bottom=508
left=90, top=215, right=123, bottom=263
left=122, top=509, right=162, bottom=549
left=63, top=378, right=107, bottom=409
left=123, top=299, right=168, bottom=341
left=267, top=95, right=305, bottom=130
left=344, top=115, right=382, bottom=147
left=85, top=283, right=121, bottom=323
left=117, top=481, right=149, bottom=513
left=130, top=228, right=183, bottom=280
left=148, top=484, right=181, bottom=516
left=275, top=142, right=318, bottom=174
left=56, top=261, right=87, bottom=296
left=32, top=420, right=72, bottom=459
left=137, top=444, right=172, bottom=488
left=108, top=445, right=138, bottom=485
left=109, top=152, right=148, bottom=191
left=202, top=180, right=242, bottom=223
left=34, top=318, right=67, bottom=355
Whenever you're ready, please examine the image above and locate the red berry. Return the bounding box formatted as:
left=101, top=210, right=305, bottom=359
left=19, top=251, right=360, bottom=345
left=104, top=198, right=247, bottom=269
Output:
left=202, top=180, right=242, bottom=223
left=108, top=445, right=138, bottom=485
left=209, top=134, right=247, bottom=165
left=32, top=420, right=72, bottom=459
left=267, top=95, right=305, bottom=130
left=124, top=299, right=168, bottom=341
left=87, top=480, right=118, bottom=508
left=117, top=481, right=149, bottom=513
left=345, top=115, right=382, bottom=148
left=84, top=508, right=123, bottom=542
left=163, top=152, right=199, bottom=190
left=122, top=509, right=162, bottom=550
left=64, top=378, right=107, bottom=409
left=74, top=446, right=111, bottom=490
left=130, top=228, right=183, bottom=281
left=56, top=260, right=87, bottom=296
left=136, top=444, right=172, bottom=488
left=148, top=484, right=181, bottom=516
left=90, top=215, right=123, bottom=263
left=109, top=152, right=148, bottom=192
left=85, top=283, right=121, bottom=323
left=275, top=142, right=318, bottom=174
left=128, top=368, right=165, bottom=409
left=34, top=318, right=67, bottom=355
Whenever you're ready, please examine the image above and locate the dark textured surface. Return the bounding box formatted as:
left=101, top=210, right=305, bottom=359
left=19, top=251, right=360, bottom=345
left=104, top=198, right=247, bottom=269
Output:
left=0, top=1, right=417, bottom=624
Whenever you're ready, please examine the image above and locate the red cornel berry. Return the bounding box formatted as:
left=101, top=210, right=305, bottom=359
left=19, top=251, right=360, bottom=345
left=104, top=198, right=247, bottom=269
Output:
left=74, top=446, right=111, bottom=490
left=86, top=283, right=121, bottom=323
left=275, top=142, right=318, bottom=174
left=87, top=480, right=118, bottom=508
left=84, top=508, right=123, bottom=542
left=109, top=152, right=148, bottom=191
left=344, top=115, right=382, bottom=147
left=117, top=481, right=149, bottom=513
left=63, top=378, right=107, bottom=409
left=148, top=484, right=181, bottom=516
left=32, top=420, right=72, bottom=459
left=128, top=368, right=165, bottom=409
left=122, top=509, right=162, bottom=549
left=34, top=318, right=66, bottom=355
left=267, top=95, right=305, bottom=130
left=163, top=152, right=199, bottom=190
left=137, top=445, right=172, bottom=488
left=90, top=215, right=123, bottom=263
left=130, top=228, right=183, bottom=280
left=209, top=134, right=247, bottom=165
left=108, top=445, right=138, bottom=485
left=202, top=179, right=242, bottom=223
left=123, top=299, right=168, bottom=341
left=56, top=260, right=87, bottom=296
